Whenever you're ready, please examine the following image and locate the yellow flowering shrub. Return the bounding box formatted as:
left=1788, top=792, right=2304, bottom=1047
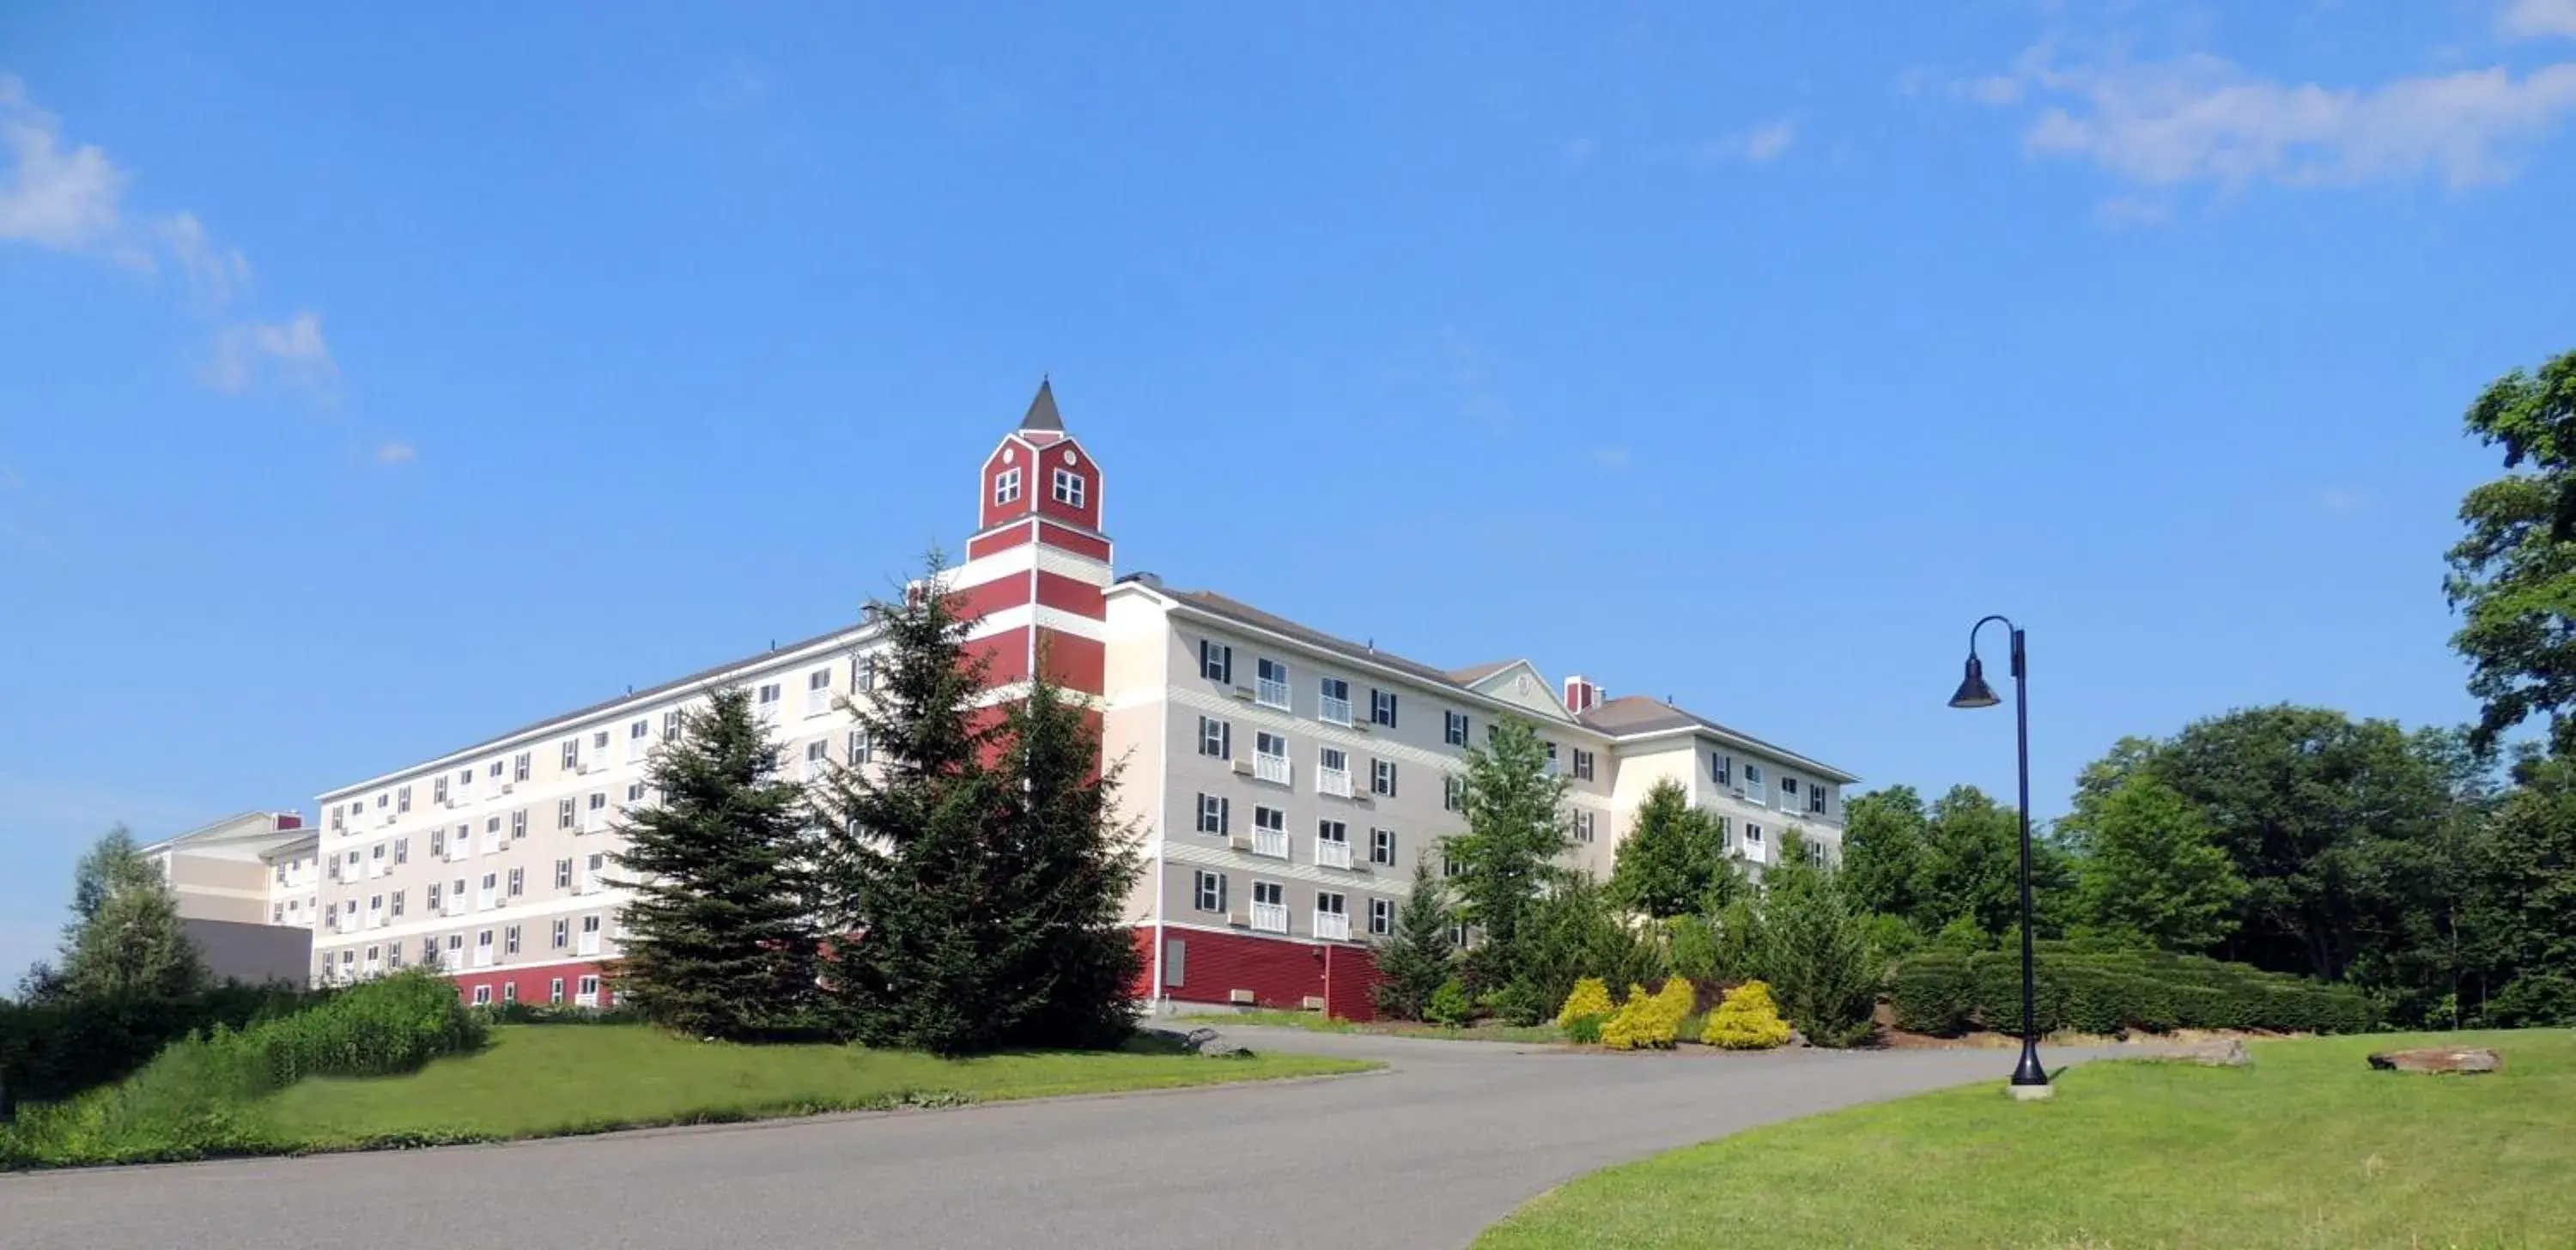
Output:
left=1702, top=979, right=1795, bottom=1050
left=1555, top=977, right=1616, bottom=1029
left=1601, top=977, right=1695, bottom=1051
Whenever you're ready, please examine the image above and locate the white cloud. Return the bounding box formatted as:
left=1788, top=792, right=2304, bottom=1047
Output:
left=3, top=76, right=335, bottom=399
left=204, top=312, right=338, bottom=397
left=2503, top=0, right=2576, bottom=39
left=1698, top=118, right=1798, bottom=164
left=0, top=74, right=131, bottom=254
left=1990, top=50, right=2576, bottom=193
left=374, top=441, right=415, bottom=464
left=155, top=212, right=252, bottom=307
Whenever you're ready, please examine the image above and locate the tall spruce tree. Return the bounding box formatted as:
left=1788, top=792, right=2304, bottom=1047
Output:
left=608, top=685, right=819, bottom=1040
left=1372, top=857, right=1456, bottom=1021
left=1449, top=717, right=1572, bottom=994
left=1607, top=779, right=1722, bottom=918
left=815, top=553, right=1142, bottom=1053
left=980, top=670, right=1145, bottom=1050
left=52, top=826, right=208, bottom=1003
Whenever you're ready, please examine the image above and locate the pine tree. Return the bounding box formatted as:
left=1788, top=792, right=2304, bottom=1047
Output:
left=979, top=670, right=1145, bottom=1050
left=608, top=684, right=819, bottom=1040
left=815, top=553, right=1143, bottom=1054
left=1372, top=857, right=1455, bottom=1021
left=1449, top=716, right=1571, bottom=992
left=52, top=826, right=209, bottom=1003
left=1607, top=779, right=1722, bottom=918
left=812, top=552, right=1004, bottom=1052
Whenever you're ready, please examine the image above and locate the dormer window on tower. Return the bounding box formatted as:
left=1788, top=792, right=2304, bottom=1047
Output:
left=993, top=467, right=1022, bottom=505
left=1052, top=466, right=1086, bottom=508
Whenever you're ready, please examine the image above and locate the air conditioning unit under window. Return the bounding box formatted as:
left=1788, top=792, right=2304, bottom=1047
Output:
left=1227, top=909, right=1250, bottom=928
left=1230, top=759, right=1253, bottom=776
left=1732, top=786, right=1748, bottom=799
left=1230, top=685, right=1255, bottom=701
left=1230, top=989, right=1256, bottom=1004
left=1227, top=834, right=1254, bottom=852
left=1300, top=996, right=1326, bottom=1011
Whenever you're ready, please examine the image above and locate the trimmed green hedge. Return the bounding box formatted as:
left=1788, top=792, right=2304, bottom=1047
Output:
left=1890, top=944, right=2374, bottom=1037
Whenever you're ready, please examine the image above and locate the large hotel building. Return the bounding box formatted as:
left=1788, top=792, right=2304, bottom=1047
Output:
left=298, top=385, right=1856, bottom=1016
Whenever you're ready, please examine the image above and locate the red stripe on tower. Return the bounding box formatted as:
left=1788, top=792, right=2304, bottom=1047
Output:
left=953, top=379, right=1113, bottom=705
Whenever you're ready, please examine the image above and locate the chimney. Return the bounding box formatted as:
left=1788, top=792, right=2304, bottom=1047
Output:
left=274, top=812, right=305, bottom=831
left=1564, top=676, right=1602, bottom=715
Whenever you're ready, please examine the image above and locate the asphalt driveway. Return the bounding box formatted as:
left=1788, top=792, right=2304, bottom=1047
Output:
left=2, top=1027, right=2100, bottom=1250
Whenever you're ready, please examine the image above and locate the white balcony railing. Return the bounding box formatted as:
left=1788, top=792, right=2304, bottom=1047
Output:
left=1255, top=753, right=1291, bottom=786
left=1318, top=693, right=1352, bottom=725
left=806, top=687, right=832, bottom=718
left=582, top=869, right=604, bottom=895
left=1315, top=911, right=1351, bottom=942
left=1249, top=901, right=1290, bottom=934
left=1256, top=675, right=1290, bottom=709
left=1251, top=826, right=1290, bottom=859
left=1316, top=767, right=1352, bottom=798
left=625, top=736, right=647, bottom=765
left=581, top=807, right=610, bottom=834
left=472, top=945, right=494, bottom=969
left=440, top=951, right=462, bottom=974
left=577, top=930, right=602, bottom=957
left=1315, top=838, right=1352, bottom=870
left=574, top=986, right=599, bottom=1008
left=447, top=839, right=470, bottom=864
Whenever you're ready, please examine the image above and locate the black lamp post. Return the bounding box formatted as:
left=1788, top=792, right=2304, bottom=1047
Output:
left=1949, top=615, right=2051, bottom=1099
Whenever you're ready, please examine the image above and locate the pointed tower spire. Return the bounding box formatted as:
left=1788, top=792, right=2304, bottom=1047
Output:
left=1020, top=376, right=1064, bottom=432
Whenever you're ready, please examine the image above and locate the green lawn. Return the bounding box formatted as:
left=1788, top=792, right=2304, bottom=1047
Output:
left=1220, top=1010, right=1566, bottom=1044
left=1475, top=1030, right=2576, bottom=1250
left=259, top=1024, right=1372, bottom=1146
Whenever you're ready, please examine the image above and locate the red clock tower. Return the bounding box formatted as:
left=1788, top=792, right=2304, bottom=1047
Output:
left=949, top=379, right=1113, bottom=706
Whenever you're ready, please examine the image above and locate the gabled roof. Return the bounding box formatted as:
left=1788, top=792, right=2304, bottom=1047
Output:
left=141, top=812, right=313, bottom=858
left=1444, top=659, right=1518, bottom=683
left=1580, top=694, right=1859, bottom=783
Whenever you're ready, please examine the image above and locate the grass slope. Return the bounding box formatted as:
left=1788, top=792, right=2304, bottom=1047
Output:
left=1475, top=1030, right=2575, bottom=1250
left=264, top=1024, right=1372, bottom=1146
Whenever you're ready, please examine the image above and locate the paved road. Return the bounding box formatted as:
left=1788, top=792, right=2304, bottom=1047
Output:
left=3, top=1028, right=2111, bottom=1250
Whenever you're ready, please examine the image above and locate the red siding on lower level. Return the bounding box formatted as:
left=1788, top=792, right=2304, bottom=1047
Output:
left=445, top=962, right=605, bottom=1008
left=1144, top=925, right=1382, bottom=1022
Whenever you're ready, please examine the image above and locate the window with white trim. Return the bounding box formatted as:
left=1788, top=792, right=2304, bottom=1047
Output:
left=555, top=858, right=573, bottom=889
left=506, top=924, right=521, bottom=956
left=551, top=919, right=568, bottom=950
left=1744, top=822, right=1765, bottom=845
left=511, top=809, right=526, bottom=840
left=391, top=889, right=405, bottom=919
left=1197, top=716, right=1231, bottom=760
left=1371, top=758, right=1398, bottom=798
left=558, top=798, right=576, bottom=829
left=550, top=977, right=566, bottom=1004
left=1319, top=677, right=1352, bottom=725
left=1573, top=749, right=1595, bottom=781
left=507, top=867, right=524, bottom=898
left=397, top=785, right=411, bottom=813
left=1712, top=752, right=1733, bottom=786
left=1809, top=784, right=1831, bottom=816
left=1252, top=880, right=1285, bottom=907
left=1444, top=709, right=1469, bottom=746
left=562, top=738, right=580, bottom=770
left=1051, top=466, right=1084, bottom=507
left=1781, top=776, right=1801, bottom=808
left=472, top=985, right=492, bottom=1006
left=514, top=751, right=531, bottom=782
left=663, top=708, right=685, bottom=740
left=1195, top=792, right=1229, bottom=834
left=425, top=883, right=441, bottom=911
left=502, top=981, right=519, bottom=1004
left=1193, top=870, right=1226, bottom=913
left=1743, top=763, right=1768, bottom=805
left=806, top=667, right=833, bottom=716
left=1255, top=658, right=1290, bottom=709
left=1575, top=810, right=1597, bottom=843
left=433, top=776, right=448, bottom=804
left=1371, top=689, right=1398, bottom=728
left=993, top=466, right=1023, bottom=505
left=1443, top=774, right=1465, bottom=812
left=1370, top=827, right=1396, bottom=866
left=1369, top=897, right=1394, bottom=936
left=1200, top=640, right=1232, bottom=683
left=848, top=729, right=872, bottom=765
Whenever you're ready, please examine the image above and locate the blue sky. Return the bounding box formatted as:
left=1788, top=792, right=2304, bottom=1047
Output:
left=5, top=2, right=2574, bottom=980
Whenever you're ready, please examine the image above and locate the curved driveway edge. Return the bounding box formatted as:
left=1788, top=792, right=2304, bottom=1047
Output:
left=2, top=1027, right=2128, bottom=1250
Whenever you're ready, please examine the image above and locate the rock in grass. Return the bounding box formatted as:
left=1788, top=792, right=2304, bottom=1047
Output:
left=2366, top=1047, right=2500, bottom=1075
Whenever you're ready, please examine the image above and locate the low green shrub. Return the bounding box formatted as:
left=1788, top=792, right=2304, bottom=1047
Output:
left=1425, top=979, right=1477, bottom=1028
left=1, top=980, right=316, bottom=1110
left=1888, top=944, right=2375, bottom=1037
left=1, top=969, right=483, bottom=1168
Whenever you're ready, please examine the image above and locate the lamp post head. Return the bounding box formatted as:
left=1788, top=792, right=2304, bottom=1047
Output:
left=1948, top=653, right=2001, bottom=709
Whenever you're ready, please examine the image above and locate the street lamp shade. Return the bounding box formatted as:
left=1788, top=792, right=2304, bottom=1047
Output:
left=1948, top=653, right=2001, bottom=709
